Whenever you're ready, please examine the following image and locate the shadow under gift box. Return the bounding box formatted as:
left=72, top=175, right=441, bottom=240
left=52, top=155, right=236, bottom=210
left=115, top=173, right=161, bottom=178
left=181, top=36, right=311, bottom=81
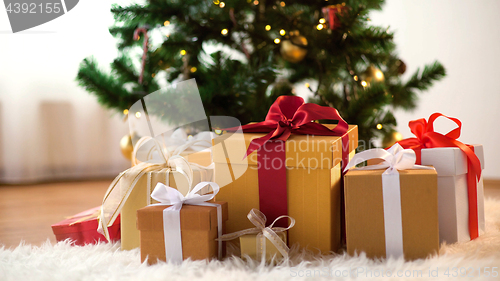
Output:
left=137, top=202, right=228, bottom=265
left=344, top=168, right=439, bottom=260
left=213, top=124, right=358, bottom=254
left=121, top=155, right=213, bottom=250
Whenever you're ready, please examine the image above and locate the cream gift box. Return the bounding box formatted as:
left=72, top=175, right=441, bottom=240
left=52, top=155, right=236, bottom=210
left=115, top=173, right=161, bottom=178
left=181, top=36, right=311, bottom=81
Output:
left=420, top=145, right=485, bottom=243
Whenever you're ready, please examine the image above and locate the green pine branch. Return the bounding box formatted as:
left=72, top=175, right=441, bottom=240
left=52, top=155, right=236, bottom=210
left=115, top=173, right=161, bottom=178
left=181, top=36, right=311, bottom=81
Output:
left=76, top=58, right=134, bottom=111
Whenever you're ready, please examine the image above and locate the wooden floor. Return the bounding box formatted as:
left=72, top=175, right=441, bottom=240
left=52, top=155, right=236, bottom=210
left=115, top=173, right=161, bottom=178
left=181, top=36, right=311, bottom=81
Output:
left=0, top=179, right=499, bottom=249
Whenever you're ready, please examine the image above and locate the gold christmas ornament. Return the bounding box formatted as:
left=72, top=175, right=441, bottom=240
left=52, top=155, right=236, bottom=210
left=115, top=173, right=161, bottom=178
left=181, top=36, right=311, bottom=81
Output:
left=120, top=133, right=140, bottom=160
left=361, top=65, right=385, bottom=86
left=382, top=131, right=403, bottom=148
left=280, top=32, right=308, bottom=63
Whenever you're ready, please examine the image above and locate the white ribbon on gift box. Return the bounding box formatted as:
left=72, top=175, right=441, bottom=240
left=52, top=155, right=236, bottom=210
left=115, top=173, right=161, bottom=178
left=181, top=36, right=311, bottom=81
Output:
left=344, top=144, right=435, bottom=259
left=150, top=181, right=223, bottom=264
left=98, top=135, right=214, bottom=241
left=167, top=128, right=215, bottom=154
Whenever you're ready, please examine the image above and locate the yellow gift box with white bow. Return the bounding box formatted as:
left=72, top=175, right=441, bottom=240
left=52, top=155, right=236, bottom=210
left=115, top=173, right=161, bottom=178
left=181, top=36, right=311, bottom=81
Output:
left=99, top=136, right=214, bottom=250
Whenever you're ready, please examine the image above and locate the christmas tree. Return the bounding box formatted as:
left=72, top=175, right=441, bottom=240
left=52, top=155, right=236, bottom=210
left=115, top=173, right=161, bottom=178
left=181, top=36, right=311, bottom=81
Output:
left=77, top=0, right=445, bottom=148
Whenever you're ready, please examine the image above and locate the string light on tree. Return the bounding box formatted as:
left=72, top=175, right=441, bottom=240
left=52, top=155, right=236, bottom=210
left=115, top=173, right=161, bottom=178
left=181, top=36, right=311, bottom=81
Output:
left=280, top=29, right=286, bottom=36
left=280, top=1, right=285, bottom=7
left=190, top=67, right=197, bottom=73
left=317, top=24, right=324, bottom=30
left=123, top=109, right=129, bottom=115
left=376, top=123, right=383, bottom=130
left=213, top=0, right=220, bottom=4
left=219, top=2, right=225, bottom=8
left=180, top=50, right=186, bottom=55
left=135, top=112, right=141, bottom=118
left=221, top=29, right=228, bottom=35
left=265, top=25, right=271, bottom=31
left=319, top=18, right=326, bottom=24
left=163, top=21, right=170, bottom=26
left=274, top=38, right=281, bottom=44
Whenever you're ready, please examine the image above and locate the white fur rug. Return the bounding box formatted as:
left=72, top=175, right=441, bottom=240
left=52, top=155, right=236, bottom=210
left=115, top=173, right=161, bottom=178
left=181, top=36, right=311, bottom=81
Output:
left=2, top=199, right=500, bottom=281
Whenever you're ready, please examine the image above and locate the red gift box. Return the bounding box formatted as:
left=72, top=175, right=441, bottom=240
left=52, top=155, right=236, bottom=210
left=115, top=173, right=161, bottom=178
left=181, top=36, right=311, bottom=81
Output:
left=51, top=206, right=120, bottom=246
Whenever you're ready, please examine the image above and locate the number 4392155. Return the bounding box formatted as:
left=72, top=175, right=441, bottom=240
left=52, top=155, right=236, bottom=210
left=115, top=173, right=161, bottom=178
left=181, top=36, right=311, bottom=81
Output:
left=6, top=3, right=62, bottom=14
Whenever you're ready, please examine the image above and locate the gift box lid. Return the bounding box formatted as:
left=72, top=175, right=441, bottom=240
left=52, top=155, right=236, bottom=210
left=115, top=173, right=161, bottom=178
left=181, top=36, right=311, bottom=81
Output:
left=420, top=144, right=484, bottom=176
left=213, top=124, right=358, bottom=169
left=51, top=206, right=118, bottom=235
left=137, top=201, right=228, bottom=232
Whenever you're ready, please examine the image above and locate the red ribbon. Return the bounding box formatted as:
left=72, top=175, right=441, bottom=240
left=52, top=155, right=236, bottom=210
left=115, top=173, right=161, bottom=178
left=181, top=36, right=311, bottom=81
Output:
left=397, top=113, right=482, bottom=240
left=230, top=95, right=350, bottom=227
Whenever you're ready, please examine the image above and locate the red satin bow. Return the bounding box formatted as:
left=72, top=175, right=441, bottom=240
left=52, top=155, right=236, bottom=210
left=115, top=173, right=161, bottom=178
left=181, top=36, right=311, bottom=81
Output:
left=398, top=113, right=481, bottom=180
left=239, top=95, right=349, bottom=157
left=397, top=113, right=482, bottom=239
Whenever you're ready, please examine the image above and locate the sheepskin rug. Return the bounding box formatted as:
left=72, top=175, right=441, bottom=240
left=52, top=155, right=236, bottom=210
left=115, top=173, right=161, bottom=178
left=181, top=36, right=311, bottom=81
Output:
left=2, top=198, right=500, bottom=281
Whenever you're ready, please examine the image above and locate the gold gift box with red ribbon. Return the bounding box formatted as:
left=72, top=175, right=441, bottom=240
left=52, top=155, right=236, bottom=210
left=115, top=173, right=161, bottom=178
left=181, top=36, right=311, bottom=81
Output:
left=213, top=96, right=358, bottom=254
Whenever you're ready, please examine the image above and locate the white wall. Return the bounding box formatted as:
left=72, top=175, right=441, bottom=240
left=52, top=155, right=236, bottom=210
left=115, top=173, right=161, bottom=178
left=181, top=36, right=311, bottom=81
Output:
left=0, top=1, right=131, bottom=183
left=370, top=0, right=500, bottom=179
left=0, top=0, right=498, bottom=182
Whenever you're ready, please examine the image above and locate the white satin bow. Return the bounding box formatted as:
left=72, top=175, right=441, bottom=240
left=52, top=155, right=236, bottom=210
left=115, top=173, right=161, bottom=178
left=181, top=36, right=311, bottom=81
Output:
left=344, top=143, right=434, bottom=259
left=151, top=181, right=220, bottom=210
left=167, top=128, right=215, bottom=155
left=343, top=143, right=422, bottom=172
left=151, top=181, right=223, bottom=264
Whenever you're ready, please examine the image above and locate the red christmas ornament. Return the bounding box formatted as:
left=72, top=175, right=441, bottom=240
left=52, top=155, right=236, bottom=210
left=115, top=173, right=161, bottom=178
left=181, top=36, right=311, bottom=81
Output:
left=321, top=4, right=349, bottom=30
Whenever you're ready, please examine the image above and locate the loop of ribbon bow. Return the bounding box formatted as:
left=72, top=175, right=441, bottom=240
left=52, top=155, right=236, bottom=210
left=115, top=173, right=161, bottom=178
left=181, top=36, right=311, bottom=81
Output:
left=150, top=181, right=223, bottom=264
left=216, top=208, right=295, bottom=262
left=234, top=96, right=349, bottom=161
left=98, top=133, right=214, bottom=241
left=344, top=144, right=435, bottom=258
left=396, top=113, right=482, bottom=240
left=167, top=128, right=214, bottom=155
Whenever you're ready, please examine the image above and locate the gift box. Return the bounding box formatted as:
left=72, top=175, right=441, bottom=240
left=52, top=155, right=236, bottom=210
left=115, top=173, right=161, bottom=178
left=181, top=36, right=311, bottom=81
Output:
left=213, top=96, right=358, bottom=254
left=239, top=231, right=287, bottom=262
left=419, top=145, right=485, bottom=243
left=216, top=208, right=293, bottom=263
left=51, top=206, right=120, bottom=246
left=137, top=198, right=227, bottom=265
left=396, top=113, right=485, bottom=243
left=344, top=145, right=439, bottom=260
left=120, top=168, right=212, bottom=250
left=183, top=149, right=212, bottom=167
